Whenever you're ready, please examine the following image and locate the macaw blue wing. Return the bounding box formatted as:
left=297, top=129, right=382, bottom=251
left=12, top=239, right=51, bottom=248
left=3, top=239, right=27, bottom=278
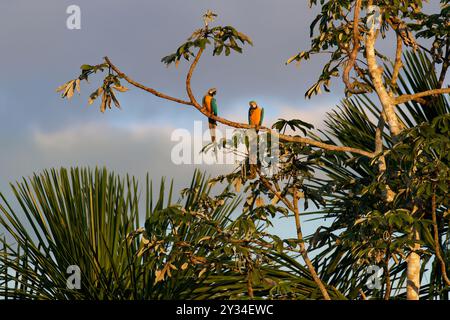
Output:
left=248, top=108, right=252, bottom=124
left=260, top=108, right=264, bottom=126
left=211, top=98, right=218, bottom=116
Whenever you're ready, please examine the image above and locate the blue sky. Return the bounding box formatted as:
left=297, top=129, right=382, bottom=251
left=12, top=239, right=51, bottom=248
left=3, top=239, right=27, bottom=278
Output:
left=0, top=1, right=442, bottom=239
left=0, top=0, right=335, bottom=180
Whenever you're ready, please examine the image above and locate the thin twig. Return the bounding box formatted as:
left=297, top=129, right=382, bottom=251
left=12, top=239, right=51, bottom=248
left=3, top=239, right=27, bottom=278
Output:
left=431, top=189, right=450, bottom=286
left=259, top=175, right=331, bottom=300
left=342, top=0, right=368, bottom=94
left=104, top=56, right=193, bottom=106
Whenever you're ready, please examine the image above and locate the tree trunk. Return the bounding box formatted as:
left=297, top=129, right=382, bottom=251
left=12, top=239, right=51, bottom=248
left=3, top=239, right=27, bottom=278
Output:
left=406, top=230, right=421, bottom=300
left=365, top=20, right=421, bottom=300
left=365, top=29, right=401, bottom=138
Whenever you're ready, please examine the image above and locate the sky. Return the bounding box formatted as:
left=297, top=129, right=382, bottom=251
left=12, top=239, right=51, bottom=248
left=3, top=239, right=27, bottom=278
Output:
left=0, top=0, right=442, bottom=239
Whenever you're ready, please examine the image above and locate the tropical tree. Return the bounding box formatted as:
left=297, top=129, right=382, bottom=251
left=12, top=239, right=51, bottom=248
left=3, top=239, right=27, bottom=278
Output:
left=304, top=50, right=449, bottom=300
left=53, top=2, right=449, bottom=300
left=0, top=167, right=345, bottom=300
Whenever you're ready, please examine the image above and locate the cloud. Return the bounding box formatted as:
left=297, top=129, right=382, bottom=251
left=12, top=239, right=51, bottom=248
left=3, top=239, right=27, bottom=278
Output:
left=0, top=0, right=443, bottom=241
left=34, top=121, right=234, bottom=175
left=0, top=122, right=233, bottom=195
left=275, top=104, right=335, bottom=130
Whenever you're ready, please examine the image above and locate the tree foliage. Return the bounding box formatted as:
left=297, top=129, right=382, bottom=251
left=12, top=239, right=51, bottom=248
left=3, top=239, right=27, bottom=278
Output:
left=4, top=2, right=449, bottom=300
left=0, top=168, right=343, bottom=300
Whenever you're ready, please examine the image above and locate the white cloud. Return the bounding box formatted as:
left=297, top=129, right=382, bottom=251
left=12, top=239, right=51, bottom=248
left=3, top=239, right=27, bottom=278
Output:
left=263, top=103, right=335, bottom=135
left=31, top=121, right=233, bottom=176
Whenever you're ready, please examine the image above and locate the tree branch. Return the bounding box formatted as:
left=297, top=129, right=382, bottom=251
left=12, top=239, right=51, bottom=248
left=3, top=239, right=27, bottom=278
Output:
left=104, top=55, right=375, bottom=158
left=104, top=56, right=193, bottom=106
left=374, top=113, right=386, bottom=155
left=359, top=288, right=368, bottom=300
left=259, top=175, right=331, bottom=300
left=431, top=190, right=450, bottom=286
left=292, top=183, right=331, bottom=300
left=186, top=49, right=204, bottom=109
left=365, top=23, right=402, bottom=137
left=246, top=270, right=255, bottom=299
left=374, top=112, right=395, bottom=202
left=259, top=175, right=295, bottom=212
left=342, top=0, right=368, bottom=95
left=394, top=88, right=450, bottom=105
left=437, top=38, right=450, bottom=89
left=390, top=33, right=403, bottom=90
left=383, top=262, right=392, bottom=300
left=274, top=132, right=375, bottom=158
left=383, top=235, right=392, bottom=300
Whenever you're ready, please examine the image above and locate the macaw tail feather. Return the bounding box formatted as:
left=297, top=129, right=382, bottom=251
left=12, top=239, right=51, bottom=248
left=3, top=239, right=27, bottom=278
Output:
left=209, top=122, right=216, bottom=143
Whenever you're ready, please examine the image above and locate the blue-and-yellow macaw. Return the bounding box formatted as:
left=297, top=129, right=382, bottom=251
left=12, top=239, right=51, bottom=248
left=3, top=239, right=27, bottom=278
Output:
left=202, top=88, right=218, bottom=143
left=247, top=101, right=264, bottom=179
left=248, top=101, right=264, bottom=130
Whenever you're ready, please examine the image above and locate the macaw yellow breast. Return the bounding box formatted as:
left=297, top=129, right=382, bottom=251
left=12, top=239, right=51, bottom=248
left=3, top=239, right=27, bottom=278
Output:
left=249, top=107, right=262, bottom=126
left=203, top=95, right=213, bottom=114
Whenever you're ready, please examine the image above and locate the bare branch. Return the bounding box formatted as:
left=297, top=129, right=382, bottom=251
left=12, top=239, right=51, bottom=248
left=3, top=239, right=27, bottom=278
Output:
left=292, top=183, right=331, bottom=300
left=274, top=132, right=375, bottom=157
left=104, top=56, right=193, bottom=106
left=342, top=0, right=368, bottom=95
left=394, top=88, right=450, bottom=105
left=437, top=38, right=450, bottom=88
left=186, top=49, right=204, bottom=109
left=431, top=191, right=450, bottom=286
left=390, top=34, right=403, bottom=90
left=246, top=272, right=255, bottom=299
left=374, top=112, right=386, bottom=154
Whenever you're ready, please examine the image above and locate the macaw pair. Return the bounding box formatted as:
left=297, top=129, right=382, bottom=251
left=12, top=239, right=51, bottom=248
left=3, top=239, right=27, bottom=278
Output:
left=202, top=88, right=264, bottom=143
left=203, top=89, right=264, bottom=180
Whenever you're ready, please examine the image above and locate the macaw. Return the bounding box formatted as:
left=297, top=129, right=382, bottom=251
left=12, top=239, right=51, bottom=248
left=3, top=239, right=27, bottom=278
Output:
left=248, top=100, right=264, bottom=131
left=247, top=101, right=264, bottom=179
left=202, top=88, right=218, bottom=143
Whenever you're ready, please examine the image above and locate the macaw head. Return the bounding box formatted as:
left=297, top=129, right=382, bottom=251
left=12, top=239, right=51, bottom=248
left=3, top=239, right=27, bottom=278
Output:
left=249, top=100, right=258, bottom=109
left=208, top=88, right=217, bottom=96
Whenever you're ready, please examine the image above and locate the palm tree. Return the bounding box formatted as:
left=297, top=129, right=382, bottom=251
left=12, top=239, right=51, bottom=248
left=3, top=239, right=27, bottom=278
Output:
left=0, top=167, right=344, bottom=299
left=0, top=167, right=240, bottom=299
